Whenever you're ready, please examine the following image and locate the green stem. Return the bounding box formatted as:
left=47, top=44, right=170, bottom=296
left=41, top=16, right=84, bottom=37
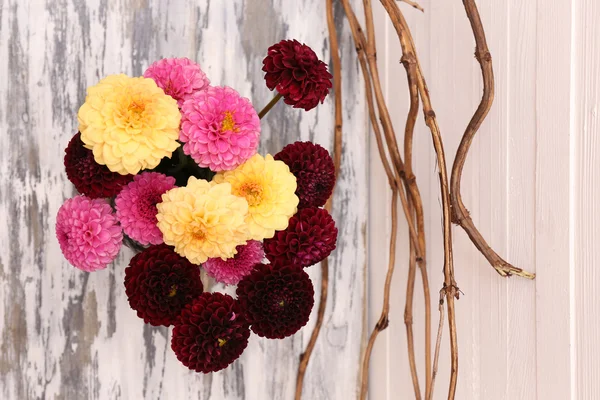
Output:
left=258, top=93, right=283, bottom=119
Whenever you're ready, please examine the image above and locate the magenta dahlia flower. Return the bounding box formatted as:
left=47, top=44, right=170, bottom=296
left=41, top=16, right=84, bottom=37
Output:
left=56, top=196, right=123, bottom=272
left=115, top=172, right=175, bottom=246
left=264, top=207, right=338, bottom=268
left=262, top=39, right=333, bottom=111
left=180, top=86, right=260, bottom=171
left=203, top=240, right=264, bottom=285
left=143, top=57, right=210, bottom=106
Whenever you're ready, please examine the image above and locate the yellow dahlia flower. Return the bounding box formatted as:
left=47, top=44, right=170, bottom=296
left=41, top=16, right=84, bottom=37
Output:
left=78, top=74, right=181, bottom=175
left=156, top=177, right=249, bottom=264
left=213, top=153, right=299, bottom=240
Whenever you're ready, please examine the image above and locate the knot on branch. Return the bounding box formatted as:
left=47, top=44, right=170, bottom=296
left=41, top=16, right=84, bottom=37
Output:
left=425, top=110, right=436, bottom=120
left=474, top=50, right=492, bottom=63
left=441, top=282, right=461, bottom=300
left=376, top=316, right=390, bottom=331
left=403, top=311, right=413, bottom=325
left=400, top=54, right=417, bottom=66
left=451, top=206, right=470, bottom=225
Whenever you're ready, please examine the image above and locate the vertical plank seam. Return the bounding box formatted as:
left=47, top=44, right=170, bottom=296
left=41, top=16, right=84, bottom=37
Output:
left=568, top=0, right=577, bottom=398
left=504, top=0, right=511, bottom=397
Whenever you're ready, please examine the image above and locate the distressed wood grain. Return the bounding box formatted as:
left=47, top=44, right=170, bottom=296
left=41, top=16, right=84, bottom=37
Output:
left=0, top=1, right=367, bottom=399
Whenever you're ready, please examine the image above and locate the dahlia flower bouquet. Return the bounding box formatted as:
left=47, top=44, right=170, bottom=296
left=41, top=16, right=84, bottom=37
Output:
left=55, top=40, right=338, bottom=373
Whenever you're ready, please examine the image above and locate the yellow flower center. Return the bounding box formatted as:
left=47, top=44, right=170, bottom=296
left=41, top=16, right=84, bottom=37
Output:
left=129, top=100, right=145, bottom=114
left=119, top=97, right=148, bottom=128
left=221, top=111, right=238, bottom=132
left=188, top=217, right=208, bottom=242
left=218, top=338, right=227, bottom=347
left=168, top=285, right=177, bottom=297
left=192, top=228, right=206, bottom=241
left=237, top=181, right=264, bottom=207
left=278, top=300, right=285, bottom=307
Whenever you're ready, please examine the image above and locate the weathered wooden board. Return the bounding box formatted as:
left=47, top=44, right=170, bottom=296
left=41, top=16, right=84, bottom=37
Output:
left=0, top=1, right=368, bottom=399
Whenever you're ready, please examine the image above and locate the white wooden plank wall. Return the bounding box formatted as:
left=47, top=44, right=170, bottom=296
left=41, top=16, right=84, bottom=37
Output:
left=369, top=0, right=598, bottom=399
left=0, top=1, right=368, bottom=399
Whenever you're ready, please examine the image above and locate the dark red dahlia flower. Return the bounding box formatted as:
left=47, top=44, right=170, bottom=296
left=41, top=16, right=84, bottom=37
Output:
left=262, top=39, right=333, bottom=111
left=274, top=141, right=336, bottom=208
left=236, top=263, right=314, bottom=339
left=171, top=292, right=250, bottom=373
left=124, top=244, right=204, bottom=327
left=64, top=132, right=133, bottom=198
left=264, top=207, right=338, bottom=268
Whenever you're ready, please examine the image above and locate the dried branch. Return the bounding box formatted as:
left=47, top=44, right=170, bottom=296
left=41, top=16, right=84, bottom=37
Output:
left=398, top=0, right=424, bottom=13
left=333, top=9, right=405, bottom=399
left=405, top=219, right=422, bottom=400
left=360, top=190, right=399, bottom=400
left=401, top=38, right=432, bottom=400
left=295, top=258, right=329, bottom=400
left=378, top=0, right=459, bottom=398
left=353, top=0, right=426, bottom=263
left=429, top=291, right=445, bottom=400
left=451, top=0, right=535, bottom=280
left=294, top=1, right=342, bottom=398
left=341, top=0, right=432, bottom=398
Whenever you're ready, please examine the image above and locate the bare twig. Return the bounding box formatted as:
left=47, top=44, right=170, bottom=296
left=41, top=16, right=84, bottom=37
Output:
left=378, top=0, right=459, bottom=398
left=340, top=2, right=422, bottom=398
left=295, top=258, right=329, bottom=400
left=405, top=215, right=422, bottom=400
left=451, top=0, right=535, bottom=280
left=398, top=0, right=425, bottom=13
left=360, top=190, right=399, bottom=400
left=429, top=291, right=446, bottom=400
left=401, top=31, right=432, bottom=400
left=294, top=1, right=342, bottom=398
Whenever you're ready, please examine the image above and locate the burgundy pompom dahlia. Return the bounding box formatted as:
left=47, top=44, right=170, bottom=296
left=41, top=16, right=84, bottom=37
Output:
left=64, top=132, right=133, bottom=198
left=171, top=292, right=250, bottom=373
left=264, top=207, right=337, bottom=268
left=236, top=263, right=314, bottom=339
left=124, top=244, right=204, bottom=327
left=262, top=39, right=333, bottom=111
left=274, top=141, right=336, bottom=208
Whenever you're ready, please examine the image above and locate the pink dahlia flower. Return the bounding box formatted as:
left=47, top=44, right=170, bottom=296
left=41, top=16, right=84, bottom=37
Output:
left=115, top=172, right=176, bottom=246
left=180, top=86, right=260, bottom=172
left=143, top=57, right=210, bottom=106
left=56, top=196, right=123, bottom=272
left=203, top=240, right=264, bottom=285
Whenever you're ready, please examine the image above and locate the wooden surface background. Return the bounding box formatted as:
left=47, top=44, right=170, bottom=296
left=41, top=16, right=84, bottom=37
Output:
left=2, top=0, right=599, bottom=399
left=368, top=0, right=597, bottom=399
left=0, top=0, right=368, bottom=399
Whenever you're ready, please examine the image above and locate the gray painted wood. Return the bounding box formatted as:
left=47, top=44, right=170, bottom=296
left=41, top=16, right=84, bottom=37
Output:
left=0, top=1, right=368, bottom=399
